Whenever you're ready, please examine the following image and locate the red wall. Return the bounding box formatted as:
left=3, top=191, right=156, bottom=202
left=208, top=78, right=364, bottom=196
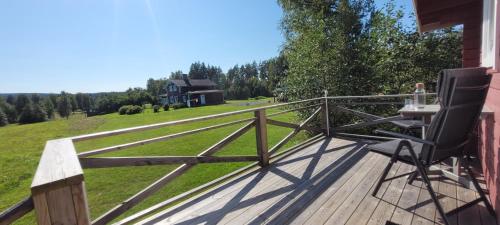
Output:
left=480, top=71, right=500, bottom=222
left=461, top=8, right=500, bottom=222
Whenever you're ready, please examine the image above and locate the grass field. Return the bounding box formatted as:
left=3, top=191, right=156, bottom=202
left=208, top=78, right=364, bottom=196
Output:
left=0, top=99, right=312, bottom=224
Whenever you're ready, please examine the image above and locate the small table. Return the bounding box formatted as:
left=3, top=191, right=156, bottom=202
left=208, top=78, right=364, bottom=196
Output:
left=399, top=104, right=493, bottom=137
left=398, top=104, right=493, bottom=187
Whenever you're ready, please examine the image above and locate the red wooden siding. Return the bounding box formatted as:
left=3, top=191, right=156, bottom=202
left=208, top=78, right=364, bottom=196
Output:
left=459, top=5, right=500, bottom=223
left=480, top=73, right=500, bottom=222
left=413, top=0, right=500, bottom=222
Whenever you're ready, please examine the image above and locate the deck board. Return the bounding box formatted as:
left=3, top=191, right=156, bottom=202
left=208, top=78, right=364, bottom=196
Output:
left=137, top=137, right=497, bottom=225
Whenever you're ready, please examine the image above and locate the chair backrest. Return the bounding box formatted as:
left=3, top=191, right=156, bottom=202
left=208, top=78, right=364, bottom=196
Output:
left=421, top=67, right=491, bottom=164
left=435, top=71, right=445, bottom=102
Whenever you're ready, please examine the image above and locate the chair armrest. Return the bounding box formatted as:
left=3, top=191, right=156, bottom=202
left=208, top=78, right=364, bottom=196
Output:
left=374, top=129, right=435, bottom=146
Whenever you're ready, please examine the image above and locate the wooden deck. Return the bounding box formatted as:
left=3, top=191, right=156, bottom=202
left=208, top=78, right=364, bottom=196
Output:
left=137, top=137, right=497, bottom=225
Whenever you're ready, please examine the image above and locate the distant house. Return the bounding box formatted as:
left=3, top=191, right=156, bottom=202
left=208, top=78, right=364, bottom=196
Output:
left=159, top=75, right=224, bottom=107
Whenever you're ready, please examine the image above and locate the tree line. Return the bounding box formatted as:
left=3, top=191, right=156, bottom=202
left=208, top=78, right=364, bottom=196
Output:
left=160, top=60, right=288, bottom=100
left=0, top=88, right=156, bottom=126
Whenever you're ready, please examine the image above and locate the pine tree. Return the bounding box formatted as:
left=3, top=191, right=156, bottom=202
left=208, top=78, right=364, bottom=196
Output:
left=57, top=92, right=72, bottom=119
left=6, top=95, right=15, bottom=105
left=43, top=98, right=55, bottom=119
left=0, top=107, right=8, bottom=127
left=0, top=102, right=17, bottom=123
left=15, top=94, right=31, bottom=113
left=32, top=103, right=48, bottom=122
left=70, top=95, right=78, bottom=111
left=18, top=104, right=34, bottom=124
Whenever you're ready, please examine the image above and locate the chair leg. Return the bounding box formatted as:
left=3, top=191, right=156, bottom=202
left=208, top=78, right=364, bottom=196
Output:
left=414, top=162, right=450, bottom=225
left=403, top=140, right=451, bottom=225
left=407, top=170, right=418, bottom=184
left=372, top=157, right=395, bottom=196
left=464, top=160, right=497, bottom=217
left=372, top=142, right=406, bottom=197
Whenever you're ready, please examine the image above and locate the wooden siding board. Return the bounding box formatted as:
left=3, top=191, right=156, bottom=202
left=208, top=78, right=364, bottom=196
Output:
left=482, top=72, right=500, bottom=223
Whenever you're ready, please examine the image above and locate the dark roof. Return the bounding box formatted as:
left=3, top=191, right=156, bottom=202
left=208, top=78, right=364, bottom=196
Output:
left=170, top=80, right=188, bottom=87
left=188, top=90, right=224, bottom=94
left=169, top=79, right=216, bottom=87
left=188, top=79, right=217, bottom=87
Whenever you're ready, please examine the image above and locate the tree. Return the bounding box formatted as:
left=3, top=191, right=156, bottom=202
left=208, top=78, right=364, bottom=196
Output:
left=169, top=70, right=184, bottom=79
left=18, top=103, right=46, bottom=124
left=57, top=92, right=72, bottom=119
left=95, top=93, right=128, bottom=114
left=0, top=102, right=17, bottom=123
left=146, top=78, right=168, bottom=104
left=189, top=62, right=208, bottom=79
left=0, top=107, right=8, bottom=127
left=48, top=94, right=58, bottom=107
left=277, top=0, right=462, bottom=127
left=32, top=104, right=48, bottom=122
left=18, top=104, right=34, bottom=124
left=260, top=54, right=288, bottom=91
left=6, top=95, right=15, bottom=105
left=206, top=65, right=226, bottom=89
left=75, top=93, right=92, bottom=114
left=43, top=98, right=55, bottom=119
left=15, top=94, right=31, bottom=113
left=70, top=94, right=78, bottom=111
left=126, top=87, right=153, bottom=105
left=31, top=94, right=42, bottom=104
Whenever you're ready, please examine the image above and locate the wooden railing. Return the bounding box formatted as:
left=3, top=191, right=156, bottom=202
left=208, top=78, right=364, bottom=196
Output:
left=0, top=93, right=436, bottom=225
left=0, top=97, right=326, bottom=225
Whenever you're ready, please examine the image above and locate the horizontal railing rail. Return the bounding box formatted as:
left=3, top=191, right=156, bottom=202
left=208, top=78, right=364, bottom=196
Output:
left=71, top=97, right=324, bottom=142
left=0, top=197, right=33, bottom=225
left=2, top=93, right=438, bottom=225
left=325, top=93, right=436, bottom=100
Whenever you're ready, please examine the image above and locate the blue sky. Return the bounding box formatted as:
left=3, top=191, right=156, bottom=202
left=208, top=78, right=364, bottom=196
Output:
left=0, top=0, right=414, bottom=93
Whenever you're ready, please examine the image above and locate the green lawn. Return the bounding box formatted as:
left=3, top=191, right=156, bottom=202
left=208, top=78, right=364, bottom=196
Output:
left=0, top=99, right=311, bottom=224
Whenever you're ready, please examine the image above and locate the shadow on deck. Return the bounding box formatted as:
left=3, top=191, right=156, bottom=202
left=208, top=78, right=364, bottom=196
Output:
left=137, top=137, right=497, bottom=225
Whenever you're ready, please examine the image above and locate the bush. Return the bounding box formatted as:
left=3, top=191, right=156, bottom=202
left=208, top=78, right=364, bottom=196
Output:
left=255, top=96, right=267, bottom=100
left=118, top=105, right=129, bottom=115
left=171, top=103, right=185, bottom=109
left=0, top=108, right=8, bottom=127
left=153, top=105, right=160, bottom=113
left=118, top=105, right=143, bottom=115
left=128, top=105, right=143, bottom=114
left=163, top=104, right=169, bottom=111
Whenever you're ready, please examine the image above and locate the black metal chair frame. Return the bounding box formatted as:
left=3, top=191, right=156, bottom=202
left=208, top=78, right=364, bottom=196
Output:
left=370, top=69, right=496, bottom=225
left=371, top=131, right=495, bottom=225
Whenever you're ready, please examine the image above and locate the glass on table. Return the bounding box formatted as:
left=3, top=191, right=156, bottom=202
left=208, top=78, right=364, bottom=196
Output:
left=404, top=98, right=414, bottom=110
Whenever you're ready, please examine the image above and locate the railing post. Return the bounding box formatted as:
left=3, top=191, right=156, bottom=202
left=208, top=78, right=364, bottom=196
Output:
left=254, top=109, right=269, bottom=167
left=31, top=139, right=91, bottom=225
left=321, top=90, right=331, bottom=137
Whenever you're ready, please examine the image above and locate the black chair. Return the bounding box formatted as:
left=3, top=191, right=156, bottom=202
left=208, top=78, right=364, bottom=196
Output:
left=367, top=67, right=495, bottom=225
